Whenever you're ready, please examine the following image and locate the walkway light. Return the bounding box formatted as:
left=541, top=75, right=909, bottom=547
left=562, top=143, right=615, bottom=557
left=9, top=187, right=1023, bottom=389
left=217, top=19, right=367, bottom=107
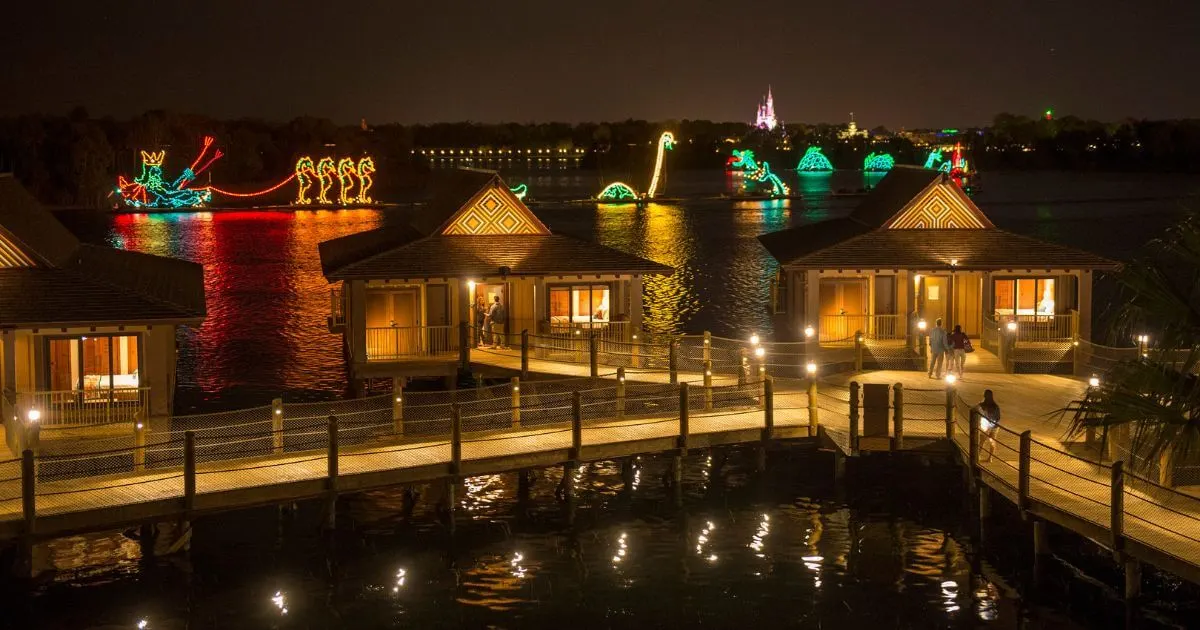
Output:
left=749, top=334, right=760, bottom=346
left=944, top=373, right=957, bottom=385
left=1005, top=321, right=1017, bottom=333
left=805, top=362, right=817, bottom=375
left=754, top=346, right=765, bottom=358
left=1088, top=375, right=1100, bottom=388
left=26, top=409, right=40, bottom=423
left=917, top=319, right=927, bottom=332
left=804, top=325, right=815, bottom=339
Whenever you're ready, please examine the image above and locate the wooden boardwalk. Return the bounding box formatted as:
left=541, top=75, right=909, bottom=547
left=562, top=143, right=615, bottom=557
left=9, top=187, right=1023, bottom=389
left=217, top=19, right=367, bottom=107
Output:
left=3, top=348, right=1199, bottom=590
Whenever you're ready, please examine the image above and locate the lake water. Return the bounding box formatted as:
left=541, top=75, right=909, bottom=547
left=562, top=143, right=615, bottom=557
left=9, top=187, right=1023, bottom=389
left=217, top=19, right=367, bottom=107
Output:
left=33, top=170, right=1199, bottom=628
left=58, top=169, right=1199, bottom=409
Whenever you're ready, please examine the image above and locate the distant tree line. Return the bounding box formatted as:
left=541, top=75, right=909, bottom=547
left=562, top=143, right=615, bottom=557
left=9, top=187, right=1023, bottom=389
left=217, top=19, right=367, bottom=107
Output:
left=1, top=108, right=1198, bottom=208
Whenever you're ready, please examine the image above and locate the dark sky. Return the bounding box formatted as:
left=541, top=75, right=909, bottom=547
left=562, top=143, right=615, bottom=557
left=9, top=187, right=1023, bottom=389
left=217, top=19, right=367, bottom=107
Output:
left=5, top=0, right=1199, bottom=128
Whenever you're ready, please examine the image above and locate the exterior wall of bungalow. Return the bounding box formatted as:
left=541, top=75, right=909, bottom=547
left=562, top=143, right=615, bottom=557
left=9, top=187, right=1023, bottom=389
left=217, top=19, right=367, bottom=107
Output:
left=774, top=267, right=1094, bottom=346
left=338, top=273, right=646, bottom=379
left=1, top=324, right=179, bottom=431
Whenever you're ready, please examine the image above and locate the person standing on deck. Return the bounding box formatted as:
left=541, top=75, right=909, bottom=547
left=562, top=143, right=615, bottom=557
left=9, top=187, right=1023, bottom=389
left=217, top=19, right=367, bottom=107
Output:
left=486, top=295, right=505, bottom=348
left=948, top=324, right=968, bottom=378
left=928, top=318, right=948, bottom=378
left=473, top=294, right=487, bottom=347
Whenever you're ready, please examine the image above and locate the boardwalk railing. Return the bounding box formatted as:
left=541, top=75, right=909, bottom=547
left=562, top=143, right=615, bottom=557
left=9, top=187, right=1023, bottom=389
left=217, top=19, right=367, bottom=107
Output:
left=0, top=373, right=824, bottom=542
left=947, top=396, right=1200, bottom=585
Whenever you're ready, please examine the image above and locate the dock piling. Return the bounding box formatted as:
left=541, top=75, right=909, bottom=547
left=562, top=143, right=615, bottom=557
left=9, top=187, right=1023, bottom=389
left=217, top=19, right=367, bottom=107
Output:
left=133, top=415, right=147, bottom=472
left=1018, top=430, right=1032, bottom=514
left=520, top=329, right=529, bottom=379
left=616, top=367, right=626, bottom=418
left=849, top=382, right=860, bottom=456
left=669, top=340, right=678, bottom=385
left=703, top=360, right=713, bottom=410
left=392, top=377, right=404, bottom=436
left=571, top=392, right=582, bottom=462
left=183, top=431, right=196, bottom=514
left=807, top=378, right=819, bottom=438
left=1111, top=460, right=1125, bottom=559
left=589, top=333, right=599, bottom=379
left=892, top=383, right=904, bottom=452
left=678, top=382, right=689, bottom=454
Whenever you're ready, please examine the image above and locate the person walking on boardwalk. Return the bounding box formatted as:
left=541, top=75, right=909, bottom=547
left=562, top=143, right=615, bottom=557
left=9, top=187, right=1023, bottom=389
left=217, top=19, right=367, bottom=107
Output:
left=928, top=317, right=949, bottom=378
left=976, top=389, right=1002, bottom=462
left=948, top=324, right=969, bottom=378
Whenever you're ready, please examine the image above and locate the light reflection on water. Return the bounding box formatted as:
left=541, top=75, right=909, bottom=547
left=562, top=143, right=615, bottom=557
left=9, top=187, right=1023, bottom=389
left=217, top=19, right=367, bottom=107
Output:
left=24, top=453, right=1113, bottom=628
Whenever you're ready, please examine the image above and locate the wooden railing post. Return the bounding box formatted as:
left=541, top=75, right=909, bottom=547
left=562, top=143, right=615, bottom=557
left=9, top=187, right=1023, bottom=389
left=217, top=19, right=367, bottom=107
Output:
left=892, top=383, right=904, bottom=452
left=703, top=360, right=713, bottom=410
left=703, top=331, right=712, bottom=363
left=511, top=377, right=521, bottom=429
left=392, top=377, right=404, bottom=436
left=849, top=382, right=860, bottom=456
left=589, top=333, right=599, bottom=379
left=616, top=367, right=626, bottom=418
left=968, top=409, right=981, bottom=487
left=520, top=329, right=529, bottom=379
left=807, top=378, right=819, bottom=437
left=854, top=331, right=864, bottom=372
left=183, top=431, right=196, bottom=514
left=272, top=397, right=284, bottom=454
left=1111, top=460, right=1125, bottom=558
left=669, top=340, right=679, bottom=385
left=133, top=416, right=147, bottom=472
left=945, top=385, right=955, bottom=437
left=458, top=321, right=469, bottom=369
left=630, top=329, right=641, bottom=369
left=450, top=404, right=462, bottom=477
left=1018, top=430, right=1032, bottom=513
left=763, top=376, right=775, bottom=441
left=571, top=391, right=582, bottom=462
left=738, top=348, right=748, bottom=386
left=678, top=382, right=689, bottom=453
left=21, top=449, right=35, bottom=537
left=327, top=415, right=338, bottom=490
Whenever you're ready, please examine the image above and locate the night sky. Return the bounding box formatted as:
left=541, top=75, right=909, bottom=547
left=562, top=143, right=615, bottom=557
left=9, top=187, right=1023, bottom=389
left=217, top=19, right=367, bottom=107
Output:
left=6, top=0, right=1199, bottom=127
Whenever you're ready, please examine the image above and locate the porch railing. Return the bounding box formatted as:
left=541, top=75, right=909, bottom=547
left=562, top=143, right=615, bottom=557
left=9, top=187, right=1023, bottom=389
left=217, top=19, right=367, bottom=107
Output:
left=366, top=326, right=456, bottom=361
left=819, top=314, right=905, bottom=344
left=16, top=387, right=149, bottom=427
left=1010, top=312, right=1077, bottom=343
left=539, top=320, right=631, bottom=343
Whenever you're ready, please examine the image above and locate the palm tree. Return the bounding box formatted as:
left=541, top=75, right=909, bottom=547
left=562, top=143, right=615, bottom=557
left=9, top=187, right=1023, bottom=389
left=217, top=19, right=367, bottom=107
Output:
left=1066, top=211, right=1200, bottom=479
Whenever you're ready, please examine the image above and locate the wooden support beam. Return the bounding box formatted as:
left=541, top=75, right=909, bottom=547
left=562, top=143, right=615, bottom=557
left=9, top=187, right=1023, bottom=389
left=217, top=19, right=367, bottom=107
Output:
left=183, top=432, right=196, bottom=514
left=849, top=381, right=860, bottom=456
left=892, top=383, right=904, bottom=452
left=1018, top=430, right=1032, bottom=514
left=678, top=382, right=689, bottom=454
left=571, top=391, right=582, bottom=462
left=1111, top=460, right=1125, bottom=559
left=272, top=398, right=284, bottom=454
left=808, top=378, right=819, bottom=438
left=669, top=340, right=678, bottom=385
left=762, top=376, right=775, bottom=442
left=450, top=404, right=462, bottom=477
left=511, top=377, right=521, bottom=429
left=520, top=329, right=529, bottom=379
left=589, top=334, right=599, bottom=379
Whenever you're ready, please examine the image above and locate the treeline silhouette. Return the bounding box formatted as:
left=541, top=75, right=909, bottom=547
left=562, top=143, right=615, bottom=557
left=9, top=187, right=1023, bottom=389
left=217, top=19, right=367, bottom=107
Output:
left=1, top=108, right=1198, bottom=208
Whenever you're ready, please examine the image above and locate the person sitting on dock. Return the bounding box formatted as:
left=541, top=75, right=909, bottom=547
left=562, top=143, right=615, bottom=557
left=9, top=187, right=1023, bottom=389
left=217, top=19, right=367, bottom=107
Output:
left=977, top=389, right=1002, bottom=462
left=928, top=318, right=948, bottom=378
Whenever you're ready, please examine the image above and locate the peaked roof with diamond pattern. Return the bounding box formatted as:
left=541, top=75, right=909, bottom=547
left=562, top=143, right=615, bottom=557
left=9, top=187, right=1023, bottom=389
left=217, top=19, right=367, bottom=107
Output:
left=319, top=169, right=671, bottom=280
left=758, top=167, right=1116, bottom=271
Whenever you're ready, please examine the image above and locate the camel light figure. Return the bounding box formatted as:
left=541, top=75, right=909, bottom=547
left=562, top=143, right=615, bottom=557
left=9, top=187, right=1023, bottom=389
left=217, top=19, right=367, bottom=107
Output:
left=356, top=157, right=375, bottom=203
left=337, top=158, right=358, bottom=205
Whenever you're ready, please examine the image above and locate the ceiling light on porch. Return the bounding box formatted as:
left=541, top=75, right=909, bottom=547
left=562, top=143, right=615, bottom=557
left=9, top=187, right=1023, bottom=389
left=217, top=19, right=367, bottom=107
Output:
left=468, top=280, right=476, bottom=290
left=949, top=258, right=958, bottom=267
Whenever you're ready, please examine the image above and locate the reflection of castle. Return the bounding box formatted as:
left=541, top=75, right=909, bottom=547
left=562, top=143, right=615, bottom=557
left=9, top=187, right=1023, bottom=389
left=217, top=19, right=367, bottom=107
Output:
left=755, top=86, right=778, bottom=131
left=838, top=113, right=868, bottom=140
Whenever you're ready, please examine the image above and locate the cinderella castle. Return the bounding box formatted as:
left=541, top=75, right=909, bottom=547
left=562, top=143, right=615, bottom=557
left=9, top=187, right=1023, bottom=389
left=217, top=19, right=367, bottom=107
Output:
left=754, top=86, right=779, bottom=131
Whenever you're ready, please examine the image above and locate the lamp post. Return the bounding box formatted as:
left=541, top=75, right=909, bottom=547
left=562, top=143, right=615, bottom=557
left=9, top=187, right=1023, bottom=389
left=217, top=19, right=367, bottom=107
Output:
left=803, top=324, right=816, bottom=375
left=24, top=408, right=41, bottom=461
left=916, top=318, right=928, bottom=365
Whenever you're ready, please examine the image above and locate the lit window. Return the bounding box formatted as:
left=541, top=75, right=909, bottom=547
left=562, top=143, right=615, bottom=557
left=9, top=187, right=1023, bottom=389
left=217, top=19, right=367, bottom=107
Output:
left=549, top=284, right=611, bottom=324
left=46, top=335, right=140, bottom=400
left=994, top=278, right=1055, bottom=318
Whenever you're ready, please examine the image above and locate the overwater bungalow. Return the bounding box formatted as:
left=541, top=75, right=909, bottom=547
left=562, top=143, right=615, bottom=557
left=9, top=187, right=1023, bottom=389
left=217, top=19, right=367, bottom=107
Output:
left=0, top=174, right=206, bottom=437
left=758, top=166, right=1118, bottom=372
left=319, top=168, right=671, bottom=386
